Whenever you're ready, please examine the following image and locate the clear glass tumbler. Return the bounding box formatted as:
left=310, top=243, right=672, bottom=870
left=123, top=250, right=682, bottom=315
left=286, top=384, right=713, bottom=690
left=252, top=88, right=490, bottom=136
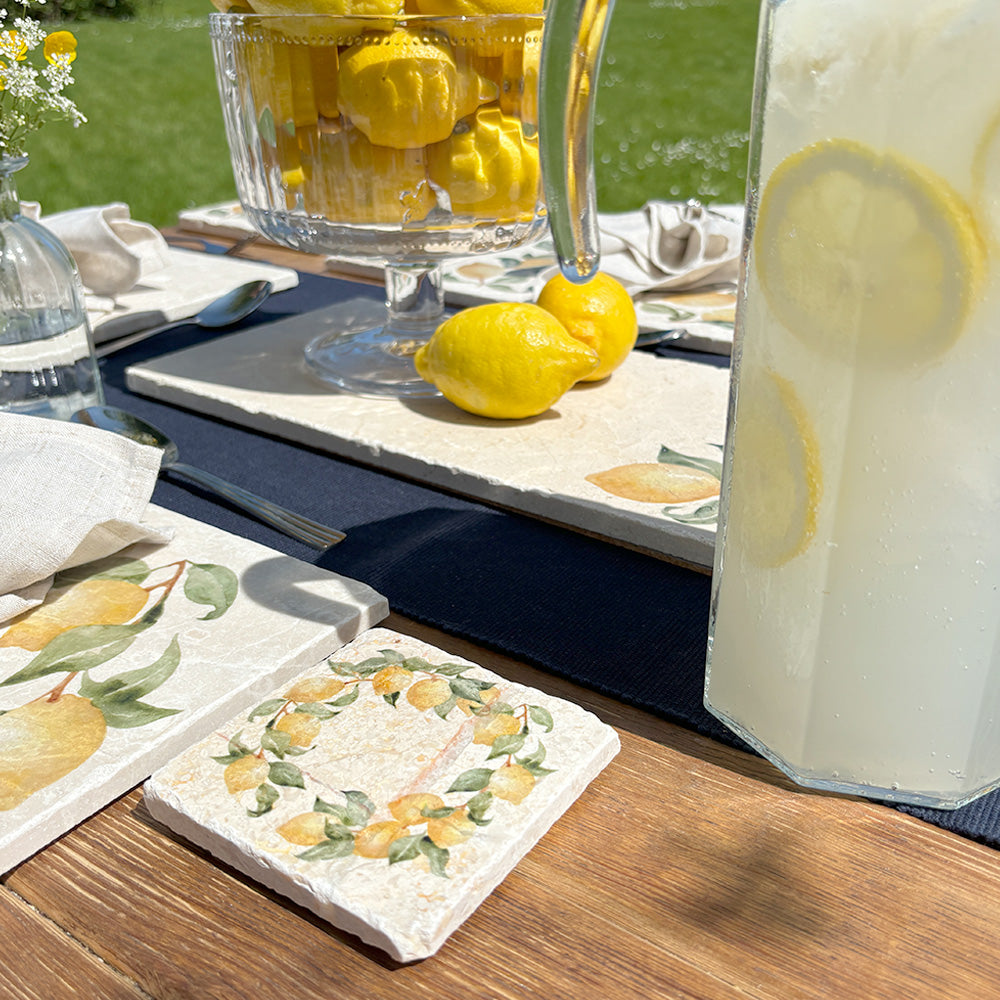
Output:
left=705, top=0, right=1000, bottom=809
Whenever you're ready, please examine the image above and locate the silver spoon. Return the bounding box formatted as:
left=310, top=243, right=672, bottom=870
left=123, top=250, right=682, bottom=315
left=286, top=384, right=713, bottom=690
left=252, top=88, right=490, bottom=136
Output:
left=71, top=405, right=346, bottom=551
left=95, top=279, right=273, bottom=358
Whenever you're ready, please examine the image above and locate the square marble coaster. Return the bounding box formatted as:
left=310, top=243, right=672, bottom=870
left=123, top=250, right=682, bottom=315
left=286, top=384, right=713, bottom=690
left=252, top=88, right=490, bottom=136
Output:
left=144, top=627, right=620, bottom=962
left=0, top=505, right=387, bottom=874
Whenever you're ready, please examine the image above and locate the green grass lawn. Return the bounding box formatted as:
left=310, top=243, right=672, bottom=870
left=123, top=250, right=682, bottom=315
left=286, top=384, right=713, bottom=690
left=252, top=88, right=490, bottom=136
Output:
left=20, top=0, right=760, bottom=227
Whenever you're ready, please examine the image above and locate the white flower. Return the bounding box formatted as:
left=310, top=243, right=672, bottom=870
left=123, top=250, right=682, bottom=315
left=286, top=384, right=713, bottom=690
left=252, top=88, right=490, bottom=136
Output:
left=0, top=4, right=83, bottom=156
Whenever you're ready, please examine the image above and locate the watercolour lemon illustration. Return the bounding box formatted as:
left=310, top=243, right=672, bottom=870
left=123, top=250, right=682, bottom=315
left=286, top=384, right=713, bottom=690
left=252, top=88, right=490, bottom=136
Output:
left=220, top=648, right=556, bottom=877
left=536, top=271, right=638, bottom=381
left=0, top=556, right=238, bottom=811
left=0, top=694, right=106, bottom=811
left=0, top=579, right=148, bottom=652
left=587, top=443, right=723, bottom=528
left=414, top=302, right=599, bottom=418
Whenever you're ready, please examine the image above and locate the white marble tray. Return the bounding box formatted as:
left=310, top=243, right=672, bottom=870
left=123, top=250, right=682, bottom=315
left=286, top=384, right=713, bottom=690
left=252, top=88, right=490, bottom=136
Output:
left=125, top=310, right=731, bottom=568
left=144, top=627, right=620, bottom=962
left=0, top=505, right=387, bottom=874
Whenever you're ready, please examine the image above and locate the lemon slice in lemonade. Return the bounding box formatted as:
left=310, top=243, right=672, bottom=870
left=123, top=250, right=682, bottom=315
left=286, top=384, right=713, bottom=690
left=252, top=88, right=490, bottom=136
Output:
left=755, top=139, right=985, bottom=364
left=728, top=369, right=821, bottom=568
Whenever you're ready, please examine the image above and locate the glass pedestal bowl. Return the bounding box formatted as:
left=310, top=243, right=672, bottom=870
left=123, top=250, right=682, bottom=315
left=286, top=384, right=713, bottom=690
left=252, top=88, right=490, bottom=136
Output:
left=209, top=11, right=547, bottom=397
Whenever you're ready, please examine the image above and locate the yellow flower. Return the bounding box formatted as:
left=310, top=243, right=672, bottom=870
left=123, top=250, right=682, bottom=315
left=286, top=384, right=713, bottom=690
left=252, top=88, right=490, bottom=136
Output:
left=44, top=31, right=77, bottom=65
left=2, top=31, right=28, bottom=60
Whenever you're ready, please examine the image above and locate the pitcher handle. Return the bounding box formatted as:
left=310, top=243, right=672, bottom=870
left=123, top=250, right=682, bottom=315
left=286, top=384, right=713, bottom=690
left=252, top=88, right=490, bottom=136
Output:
left=539, top=0, right=615, bottom=283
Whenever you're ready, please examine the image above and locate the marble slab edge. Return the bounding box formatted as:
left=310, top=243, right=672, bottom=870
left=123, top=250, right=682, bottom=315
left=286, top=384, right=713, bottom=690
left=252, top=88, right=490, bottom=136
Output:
left=124, top=373, right=716, bottom=569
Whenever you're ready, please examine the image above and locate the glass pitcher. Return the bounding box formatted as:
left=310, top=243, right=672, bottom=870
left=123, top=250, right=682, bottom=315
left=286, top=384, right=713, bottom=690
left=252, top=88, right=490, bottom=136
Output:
left=704, top=0, right=1000, bottom=809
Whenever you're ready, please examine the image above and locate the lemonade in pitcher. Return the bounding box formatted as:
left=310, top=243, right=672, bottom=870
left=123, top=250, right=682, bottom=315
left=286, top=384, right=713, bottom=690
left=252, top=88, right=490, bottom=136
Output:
left=705, top=0, right=1000, bottom=808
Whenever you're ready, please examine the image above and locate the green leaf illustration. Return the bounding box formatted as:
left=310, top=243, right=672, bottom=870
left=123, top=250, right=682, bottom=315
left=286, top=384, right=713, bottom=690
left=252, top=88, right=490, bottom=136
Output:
left=418, top=837, right=450, bottom=878
left=664, top=499, right=720, bottom=524
left=95, top=698, right=182, bottom=729
left=658, top=443, right=723, bottom=480
left=44, top=637, right=137, bottom=676
left=431, top=662, right=468, bottom=677
left=54, top=557, right=151, bottom=588
left=517, top=742, right=547, bottom=769
left=260, top=727, right=292, bottom=757
left=434, top=694, right=458, bottom=719
left=268, top=760, right=305, bottom=788
left=248, top=782, right=279, bottom=817
left=327, top=660, right=360, bottom=677
left=1, top=602, right=166, bottom=687
left=323, top=821, right=355, bottom=841
left=328, top=686, right=359, bottom=708
left=378, top=648, right=405, bottom=664
left=447, top=768, right=492, bottom=793
left=295, top=702, right=337, bottom=720
left=449, top=676, right=494, bottom=701
left=528, top=705, right=554, bottom=732
left=184, top=563, right=238, bottom=621
left=248, top=698, right=287, bottom=721
left=344, top=790, right=376, bottom=820
left=466, top=791, right=493, bottom=826
left=298, top=838, right=354, bottom=861
left=313, top=798, right=354, bottom=825
left=79, top=636, right=181, bottom=704
left=403, top=656, right=434, bottom=672
left=487, top=733, right=526, bottom=759
left=388, top=834, right=423, bottom=865
left=420, top=806, right=454, bottom=820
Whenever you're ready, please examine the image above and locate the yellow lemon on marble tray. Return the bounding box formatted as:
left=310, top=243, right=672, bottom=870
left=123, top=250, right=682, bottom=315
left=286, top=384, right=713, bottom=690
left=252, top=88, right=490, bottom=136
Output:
left=536, top=271, right=637, bottom=382
left=414, top=302, right=600, bottom=419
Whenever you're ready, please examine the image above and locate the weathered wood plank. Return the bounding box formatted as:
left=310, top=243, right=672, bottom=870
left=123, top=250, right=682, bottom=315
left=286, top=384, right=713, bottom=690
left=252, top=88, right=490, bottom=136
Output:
left=0, top=884, right=148, bottom=1000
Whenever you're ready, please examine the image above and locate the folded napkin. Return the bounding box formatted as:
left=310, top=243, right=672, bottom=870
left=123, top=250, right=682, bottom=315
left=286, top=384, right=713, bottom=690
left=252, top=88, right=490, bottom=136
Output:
left=0, top=413, right=173, bottom=625
left=599, top=200, right=744, bottom=295
left=20, top=202, right=171, bottom=299
left=42, top=204, right=171, bottom=298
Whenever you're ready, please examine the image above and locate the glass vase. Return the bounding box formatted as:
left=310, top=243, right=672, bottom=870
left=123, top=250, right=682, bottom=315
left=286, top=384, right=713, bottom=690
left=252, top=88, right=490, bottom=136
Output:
left=0, top=155, right=104, bottom=420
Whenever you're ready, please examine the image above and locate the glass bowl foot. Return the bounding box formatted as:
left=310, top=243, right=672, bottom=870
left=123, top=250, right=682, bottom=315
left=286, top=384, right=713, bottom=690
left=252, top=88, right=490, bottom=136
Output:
left=304, top=324, right=442, bottom=398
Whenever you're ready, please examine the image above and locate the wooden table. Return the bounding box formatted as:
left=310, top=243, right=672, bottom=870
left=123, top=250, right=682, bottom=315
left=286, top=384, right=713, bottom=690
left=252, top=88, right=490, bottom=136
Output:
left=4, top=236, right=999, bottom=1000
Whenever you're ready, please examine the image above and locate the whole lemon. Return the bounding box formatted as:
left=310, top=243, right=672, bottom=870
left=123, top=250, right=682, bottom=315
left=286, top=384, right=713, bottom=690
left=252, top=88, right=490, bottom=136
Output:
left=337, top=30, right=492, bottom=150
left=414, top=302, right=599, bottom=419
left=536, top=271, right=638, bottom=381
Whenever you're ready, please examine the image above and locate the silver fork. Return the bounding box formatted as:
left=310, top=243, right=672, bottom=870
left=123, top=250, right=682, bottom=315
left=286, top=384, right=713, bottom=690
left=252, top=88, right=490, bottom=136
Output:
left=72, top=405, right=346, bottom=551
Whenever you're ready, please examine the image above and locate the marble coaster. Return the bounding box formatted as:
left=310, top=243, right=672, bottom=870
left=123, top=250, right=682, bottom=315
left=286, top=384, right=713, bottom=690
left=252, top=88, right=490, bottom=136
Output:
left=0, top=505, right=387, bottom=874
left=144, top=627, right=620, bottom=962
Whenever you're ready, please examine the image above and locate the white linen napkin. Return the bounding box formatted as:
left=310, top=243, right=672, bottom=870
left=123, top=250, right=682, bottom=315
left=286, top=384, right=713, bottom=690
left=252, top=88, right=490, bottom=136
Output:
left=20, top=202, right=171, bottom=299
left=599, top=200, right=744, bottom=295
left=0, top=412, right=173, bottom=625
left=40, top=204, right=172, bottom=298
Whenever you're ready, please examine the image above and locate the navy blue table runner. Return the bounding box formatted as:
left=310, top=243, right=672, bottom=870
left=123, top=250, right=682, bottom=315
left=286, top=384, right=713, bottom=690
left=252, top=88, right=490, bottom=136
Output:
left=100, top=265, right=1000, bottom=848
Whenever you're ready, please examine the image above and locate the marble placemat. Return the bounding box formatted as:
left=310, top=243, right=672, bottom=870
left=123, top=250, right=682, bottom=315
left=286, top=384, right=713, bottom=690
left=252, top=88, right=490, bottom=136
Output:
left=0, top=505, right=387, bottom=874
left=144, top=627, right=620, bottom=962
left=125, top=315, right=730, bottom=568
